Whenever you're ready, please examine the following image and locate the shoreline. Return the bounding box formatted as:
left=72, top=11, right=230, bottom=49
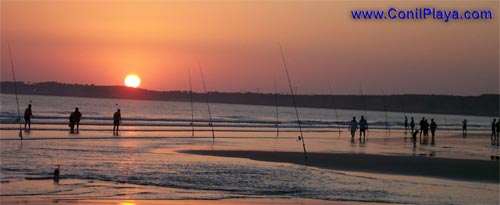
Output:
left=180, top=150, right=500, bottom=183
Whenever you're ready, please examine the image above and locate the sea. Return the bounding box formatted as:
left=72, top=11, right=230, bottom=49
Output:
left=0, top=94, right=493, bottom=132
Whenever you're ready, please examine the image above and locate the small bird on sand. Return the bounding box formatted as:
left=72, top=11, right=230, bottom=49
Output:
left=53, top=165, right=60, bottom=183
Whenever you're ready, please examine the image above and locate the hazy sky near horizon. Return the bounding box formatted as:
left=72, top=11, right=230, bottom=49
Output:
left=1, top=1, right=498, bottom=95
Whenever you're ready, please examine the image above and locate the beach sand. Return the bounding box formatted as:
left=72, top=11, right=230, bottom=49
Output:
left=181, top=150, right=499, bottom=183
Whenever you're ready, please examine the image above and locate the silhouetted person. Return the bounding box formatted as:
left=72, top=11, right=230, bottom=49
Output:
left=462, top=119, right=467, bottom=136
left=491, top=119, right=497, bottom=145
left=496, top=120, right=499, bottom=146
left=430, top=119, right=437, bottom=145
left=404, top=116, right=408, bottom=134
left=113, top=109, right=121, bottom=135
left=359, top=115, right=368, bottom=141
left=69, top=111, right=76, bottom=133
left=24, top=104, right=33, bottom=131
left=411, top=130, right=419, bottom=148
left=53, top=165, right=60, bottom=183
left=74, top=108, right=82, bottom=133
left=419, top=117, right=425, bottom=143
left=410, top=117, right=415, bottom=133
left=349, top=117, right=358, bottom=142
left=423, top=119, right=430, bottom=144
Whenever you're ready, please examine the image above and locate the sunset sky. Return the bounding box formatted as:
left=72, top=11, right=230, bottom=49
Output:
left=1, top=1, right=498, bottom=95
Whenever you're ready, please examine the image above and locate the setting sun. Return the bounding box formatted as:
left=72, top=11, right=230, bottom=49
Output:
left=124, top=74, right=141, bottom=88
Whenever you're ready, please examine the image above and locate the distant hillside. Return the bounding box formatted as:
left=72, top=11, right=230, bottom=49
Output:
left=1, top=82, right=498, bottom=117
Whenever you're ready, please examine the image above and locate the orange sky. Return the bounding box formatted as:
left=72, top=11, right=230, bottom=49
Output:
left=1, top=1, right=498, bottom=95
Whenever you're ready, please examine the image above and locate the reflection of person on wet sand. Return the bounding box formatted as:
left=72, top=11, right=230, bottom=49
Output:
left=113, top=109, right=121, bottom=135
left=24, top=104, right=33, bottom=131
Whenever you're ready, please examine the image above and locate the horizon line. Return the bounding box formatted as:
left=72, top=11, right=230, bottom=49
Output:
left=1, top=81, right=498, bottom=97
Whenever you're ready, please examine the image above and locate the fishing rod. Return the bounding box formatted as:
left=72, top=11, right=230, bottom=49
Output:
left=188, top=69, right=195, bottom=136
left=274, top=78, right=279, bottom=137
left=381, top=91, right=390, bottom=134
left=279, top=44, right=307, bottom=160
left=198, top=63, right=215, bottom=140
left=442, top=110, right=450, bottom=132
left=7, top=41, right=23, bottom=139
left=328, top=82, right=341, bottom=135
left=400, top=93, right=407, bottom=134
left=400, top=93, right=406, bottom=116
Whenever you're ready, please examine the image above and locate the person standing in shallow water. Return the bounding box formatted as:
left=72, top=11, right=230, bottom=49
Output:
left=24, top=104, right=33, bottom=131
left=491, top=119, right=497, bottom=145
left=113, top=109, right=121, bottom=135
left=359, top=115, right=368, bottom=142
left=410, top=117, right=415, bottom=133
left=74, top=108, right=82, bottom=133
left=69, top=111, right=76, bottom=133
left=419, top=117, right=425, bottom=144
left=424, top=119, right=430, bottom=144
left=496, top=120, right=499, bottom=146
left=420, top=117, right=425, bottom=144
left=349, top=117, right=358, bottom=142
left=430, top=119, right=437, bottom=145
left=462, top=119, right=467, bottom=137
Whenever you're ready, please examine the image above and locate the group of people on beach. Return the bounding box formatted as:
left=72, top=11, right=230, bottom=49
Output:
left=21, top=104, right=500, bottom=148
left=405, top=117, right=438, bottom=148
left=22, top=104, right=121, bottom=135
left=348, top=115, right=368, bottom=143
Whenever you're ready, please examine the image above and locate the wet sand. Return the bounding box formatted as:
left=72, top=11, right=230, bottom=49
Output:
left=181, top=150, right=500, bottom=183
left=1, top=129, right=499, bottom=205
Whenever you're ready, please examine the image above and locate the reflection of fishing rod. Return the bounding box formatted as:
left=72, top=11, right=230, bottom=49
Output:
left=279, top=44, right=307, bottom=160
left=7, top=41, right=23, bottom=139
left=328, top=82, right=341, bottom=135
left=381, top=91, right=390, bottom=134
left=360, top=85, right=368, bottom=136
left=188, top=69, right=195, bottom=137
left=274, top=78, right=279, bottom=137
left=198, top=63, right=215, bottom=140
